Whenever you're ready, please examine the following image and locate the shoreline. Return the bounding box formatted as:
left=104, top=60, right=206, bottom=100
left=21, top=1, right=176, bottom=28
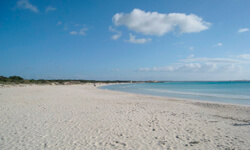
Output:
left=2, top=82, right=250, bottom=107
left=98, top=83, right=250, bottom=108
left=1, top=82, right=250, bottom=107
left=0, top=84, right=249, bottom=149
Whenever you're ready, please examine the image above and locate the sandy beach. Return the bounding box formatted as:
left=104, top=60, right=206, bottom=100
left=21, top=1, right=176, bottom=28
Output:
left=0, top=84, right=249, bottom=149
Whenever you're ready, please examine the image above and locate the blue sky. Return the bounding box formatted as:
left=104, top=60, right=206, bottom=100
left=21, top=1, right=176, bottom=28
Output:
left=0, top=0, right=250, bottom=80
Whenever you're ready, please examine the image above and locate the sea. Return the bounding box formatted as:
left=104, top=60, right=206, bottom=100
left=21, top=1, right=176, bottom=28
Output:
left=99, top=81, right=250, bottom=106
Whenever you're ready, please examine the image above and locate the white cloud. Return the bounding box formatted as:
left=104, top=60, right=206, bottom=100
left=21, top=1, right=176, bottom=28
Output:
left=126, top=33, right=151, bottom=44
left=57, top=21, right=62, bottom=26
left=177, top=63, right=203, bottom=72
left=16, top=0, right=39, bottom=13
left=112, top=9, right=210, bottom=36
left=109, top=26, right=117, bottom=32
left=219, top=64, right=242, bottom=73
left=70, top=31, right=77, bottom=35
left=62, top=22, right=88, bottom=35
left=69, top=28, right=88, bottom=35
left=45, top=6, right=56, bottom=13
left=112, top=34, right=121, bottom=40
left=79, top=28, right=88, bottom=35
left=109, top=26, right=122, bottom=40
left=215, top=43, right=223, bottom=46
left=237, top=54, right=250, bottom=59
left=189, top=46, right=194, bottom=50
left=187, top=54, right=194, bottom=59
left=238, top=28, right=249, bottom=33
left=138, top=66, right=174, bottom=72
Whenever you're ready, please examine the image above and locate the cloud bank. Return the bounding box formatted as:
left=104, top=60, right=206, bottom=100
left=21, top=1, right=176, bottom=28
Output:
left=113, top=9, right=210, bottom=36
left=137, top=56, right=250, bottom=75
left=138, top=63, right=242, bottom=73
left=181, top=57, right=246, bottom=64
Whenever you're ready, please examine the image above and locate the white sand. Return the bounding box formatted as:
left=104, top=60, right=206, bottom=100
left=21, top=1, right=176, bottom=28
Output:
left=0, top=84, right=249, bottom=149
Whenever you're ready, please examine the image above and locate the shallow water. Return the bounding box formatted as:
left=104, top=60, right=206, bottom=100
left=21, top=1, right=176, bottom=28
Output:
left=100, top=81, right=250, bottom=105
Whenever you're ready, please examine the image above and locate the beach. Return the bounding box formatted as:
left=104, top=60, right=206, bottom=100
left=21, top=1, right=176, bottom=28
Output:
left=0, top=84, right=249, bottom=149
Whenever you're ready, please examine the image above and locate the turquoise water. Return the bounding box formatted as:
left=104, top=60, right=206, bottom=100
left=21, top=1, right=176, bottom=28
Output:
left=100, top=82, right=250, bottom=105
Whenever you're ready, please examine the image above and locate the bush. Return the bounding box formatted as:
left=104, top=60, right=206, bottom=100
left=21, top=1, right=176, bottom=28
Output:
left=0, top=76, right=9, bottom=82
left=9, top=76, right=24, bottom=81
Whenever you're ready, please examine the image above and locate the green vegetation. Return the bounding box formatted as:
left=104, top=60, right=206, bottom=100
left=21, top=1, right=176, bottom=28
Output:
left=0, top=76, right=27, bottom=84
left=0, top=75, right=134, bottom=85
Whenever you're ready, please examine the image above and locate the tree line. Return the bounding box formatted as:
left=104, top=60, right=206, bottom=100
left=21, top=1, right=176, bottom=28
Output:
left=0, top=76, right=134, bottom=85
